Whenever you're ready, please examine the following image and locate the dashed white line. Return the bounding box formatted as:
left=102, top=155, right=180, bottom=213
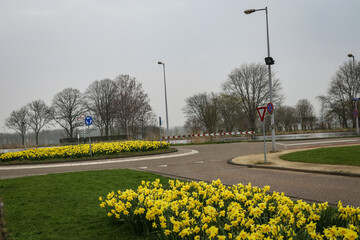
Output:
left=158, top=165, right=168, bottom=168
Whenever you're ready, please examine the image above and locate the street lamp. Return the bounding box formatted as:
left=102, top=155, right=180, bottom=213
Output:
left=348, top=53, right=359, bottom=135
left=158, top=61, right=170, bottom=143
left=244, top=6, right=276, bottom=152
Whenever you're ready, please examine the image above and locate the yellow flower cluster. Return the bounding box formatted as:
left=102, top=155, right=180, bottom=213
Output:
left=0, top=141, right=169, bottom=162
left=100, top=179, right=359, bottom=240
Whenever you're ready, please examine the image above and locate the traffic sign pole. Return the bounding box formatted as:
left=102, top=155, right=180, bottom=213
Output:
left=353, top=108, right=359, bottom=135
left=159, top=116, right=162, bottom=147
left=263, top=119, right=267, bottom=164
left=257, top=107, right=267, bottom=163
left=88, top=125, right=92, bottom=157
left=85, top=116, right=93, bottom=157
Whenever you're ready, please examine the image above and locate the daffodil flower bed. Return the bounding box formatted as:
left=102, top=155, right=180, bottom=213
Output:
left=100, top=179, right=359, bottom=240
left=0, top=141, right=169, bottom=162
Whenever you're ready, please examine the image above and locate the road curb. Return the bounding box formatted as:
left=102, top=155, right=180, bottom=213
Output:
left=227, top=159, right=360, bottom=178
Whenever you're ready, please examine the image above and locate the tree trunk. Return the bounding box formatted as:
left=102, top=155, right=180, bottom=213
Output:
left=69, top=126, right=73, bottom=138
left=35, top=132, right=39, bottom=146
left=105, top=123, right=109, bottom=137
left=21, top=134, right=25, bottom=147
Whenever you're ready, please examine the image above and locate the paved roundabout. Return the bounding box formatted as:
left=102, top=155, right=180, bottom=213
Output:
left=1, top=138, right=360, bottom=207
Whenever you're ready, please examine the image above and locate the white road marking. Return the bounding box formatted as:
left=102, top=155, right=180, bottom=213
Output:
left=194, top=161, right=204, bottom=164
left=138, top=167, right=148, bottom=169
left=158, top=165, right=168, bottom=168
left=0, top=149, right=199, bottom=170
left=278, top=139, right=358, bottom=147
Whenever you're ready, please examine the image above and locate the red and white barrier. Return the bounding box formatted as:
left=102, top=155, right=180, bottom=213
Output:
left=162, top=131, right=255, bottom=140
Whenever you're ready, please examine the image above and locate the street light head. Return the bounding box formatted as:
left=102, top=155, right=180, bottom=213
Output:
left=244, top=9, right=256, bottom=14
left=265, top=57, right=275, bottom=65
left=158, top=61, right=163, bottom=65
left=348, top=54, right=354, bottom=58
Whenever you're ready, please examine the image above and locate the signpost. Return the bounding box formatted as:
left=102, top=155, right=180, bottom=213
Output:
left=257, top=107, right=267, bottom=163
left=353, top=98, right=360, bottom=135
left=85, top=116, right=93, bottom=157
left=159, top=116, right=162, bottom=146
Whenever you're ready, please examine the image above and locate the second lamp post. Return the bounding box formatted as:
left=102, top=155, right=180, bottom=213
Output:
left=244, top=6, right=276, bottom=152
left=158, top=61, right=170, bottom=143
left=348, top=54, right=359, bottom=135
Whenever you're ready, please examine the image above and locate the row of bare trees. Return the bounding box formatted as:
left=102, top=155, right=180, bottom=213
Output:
left=183, top=63, right=319, bottom=133
left=5, top=101, right=52, bottom=146
left=318, top=60, right=360, bottom=129
left=5, top=75, right=154, bottom=145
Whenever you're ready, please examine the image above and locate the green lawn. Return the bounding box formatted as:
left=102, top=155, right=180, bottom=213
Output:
left=280, top=145, right=360, bottom=166
left=0, top=169, right=171, bottom=240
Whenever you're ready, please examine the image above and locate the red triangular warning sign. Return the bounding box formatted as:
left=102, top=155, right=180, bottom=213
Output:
left=257, top=107, right=267, bottom=122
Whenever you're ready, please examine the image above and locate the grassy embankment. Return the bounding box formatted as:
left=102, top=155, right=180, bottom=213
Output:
left=280, top=145, right=360, bottom=166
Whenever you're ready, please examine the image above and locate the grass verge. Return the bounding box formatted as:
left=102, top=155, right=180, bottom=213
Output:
left=280, top=145, right=360, bottom=166
left=0, top=169, right=171, bottom=240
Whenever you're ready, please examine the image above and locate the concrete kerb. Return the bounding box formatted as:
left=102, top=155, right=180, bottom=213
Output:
left=228, top=147, right=360, bottom=178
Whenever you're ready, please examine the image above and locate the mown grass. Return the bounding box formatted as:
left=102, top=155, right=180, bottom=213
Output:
left=280, top=145, right=360, bottom=166
left=0, top=169, right=171, bottom=240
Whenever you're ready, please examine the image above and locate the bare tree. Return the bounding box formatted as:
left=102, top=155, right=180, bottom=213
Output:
left=27, top=99, right=52, bottom=145
left=5, top=106, right=29, bottom=146
left=218, top=94, right=247, bottom=131
left=183, top=92, right=220, bottom=133
left=85, top=79, right=118, bottom=137
left=318, top=61, right=360, bottom=128
left=51, top=88, right=87, bottom=138
left=222, top=63, right=283, bottom=131
left=184, top=116, right=204, bottom=134
left=275, top=105, right=297, bottom=131
left=317, top=96, right=338, bottom=129
left=114, top=75, right=153, bottom=138
left=295, top=99, right=316, bottom=130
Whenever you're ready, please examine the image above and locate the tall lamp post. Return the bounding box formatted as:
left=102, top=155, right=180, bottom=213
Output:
left=158, top=61, right=170, bottom=143
left=348, top=53, right=359, bottom=135
left=244, top=7, right=276, bottom=152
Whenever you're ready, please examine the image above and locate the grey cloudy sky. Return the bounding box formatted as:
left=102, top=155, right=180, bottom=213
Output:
left=1, top=0, right=359, bottom=132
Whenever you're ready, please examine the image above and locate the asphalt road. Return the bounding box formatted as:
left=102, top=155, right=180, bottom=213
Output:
left=0, top=139, right=359, bottom=207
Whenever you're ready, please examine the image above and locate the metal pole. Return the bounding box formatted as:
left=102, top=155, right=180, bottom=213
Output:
left=265, top=7, right=276, bottom=152
left=263, top=120, right=267, bottom=164
left=2, top=126, right=5, bottom=145
left=21, top=121, right=26, bottom=149
left=352, top=56, right=359, bottom=135
left=88, top=126, right=92, bottom=157
left=159, top=117, right=162, bottom=147
left=161, top=63, right=170, bottom=144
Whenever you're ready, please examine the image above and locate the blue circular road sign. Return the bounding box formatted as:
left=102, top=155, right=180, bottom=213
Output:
left=267, top=102, right=274, bottom=114
left=354, top=109, right=359, bottom=118
left=85, top=116, right=93, bottom=126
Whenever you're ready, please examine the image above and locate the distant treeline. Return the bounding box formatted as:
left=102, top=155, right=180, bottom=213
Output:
left=0, top=129, right=65, bottom=147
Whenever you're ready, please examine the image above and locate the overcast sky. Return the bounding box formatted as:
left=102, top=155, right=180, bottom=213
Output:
left=1, top=0, right=359, bottom=132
